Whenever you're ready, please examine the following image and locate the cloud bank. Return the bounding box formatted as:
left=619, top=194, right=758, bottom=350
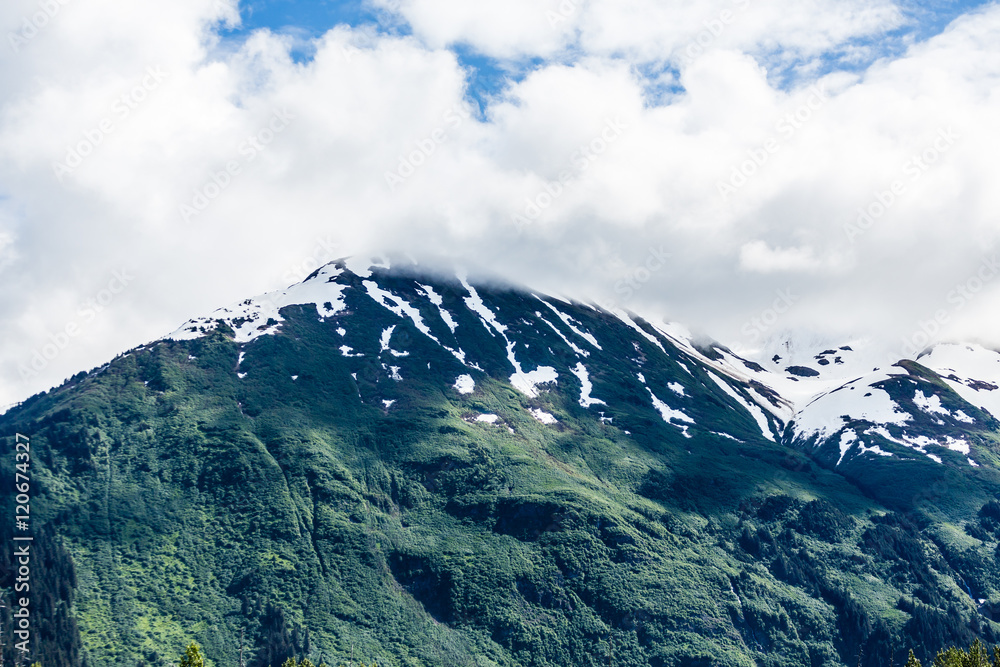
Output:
left=1, top=0, right=999, bottom=406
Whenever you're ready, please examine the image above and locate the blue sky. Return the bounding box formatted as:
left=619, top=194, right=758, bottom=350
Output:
left=231, top=0, right=379, bottom=36
left=221, top=0, right=523, bottom=111
left=222, top=0, right=998, bottom=108
left=228, top=0, right=996, bottom=41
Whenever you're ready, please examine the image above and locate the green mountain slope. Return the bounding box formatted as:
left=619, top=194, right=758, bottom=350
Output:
left=2, top=260, right=1000, bottom=667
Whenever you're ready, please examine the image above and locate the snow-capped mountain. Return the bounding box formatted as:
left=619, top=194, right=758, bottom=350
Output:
left=167, top=257, right=788, bottom=446
left=783, top=343, right=1000, bottom=469
left=7, top=256, right=1000, bottom=667
left=166, top=257, right=1000, bottom=479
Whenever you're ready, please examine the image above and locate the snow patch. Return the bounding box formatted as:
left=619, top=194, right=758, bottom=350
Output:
left=571, top=363, right=606, bottom=408
left=955, top=410, right=975, bottom=424
left=510, top=364, right=558, bottom=398
left=454, top=375, right=475, bottom=395
left=913, top=391, right=949, bottom=416
left=944, top=437, right=971, bottom=455
left=793, top=379, right=911, bottom=441
left=708, top=373, right=775, bottom=442
left=921, top=344, right=1000, bottom=421
left=529, top=408, right=558, bottom=425
left=648, top=389, right=694, bottom=438
left=862, top=426, right=967, bottom=461
left=837, top=431, right=857, bottom=466
left=343, top=257, right=374, bottom=278
left=380, top=326, right=396, bottom=352
left=859, top=441, right=893, bottom=458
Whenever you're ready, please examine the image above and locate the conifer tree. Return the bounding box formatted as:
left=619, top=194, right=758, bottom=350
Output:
left=178, top=642, right=205, bottom=667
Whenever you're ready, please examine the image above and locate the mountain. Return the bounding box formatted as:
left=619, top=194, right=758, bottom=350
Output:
left=684, top=332, right=1000, bottom=506
left=2, top=258, right=1000, bottom=667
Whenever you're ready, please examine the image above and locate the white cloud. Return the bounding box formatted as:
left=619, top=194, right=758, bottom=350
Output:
left=372, top=0, right=577, bottom=59
left=380, top=0, right=905, bottom=67
left=0, top=0, right=999, bottom=406
left=741, top=241, right=817, bottom=273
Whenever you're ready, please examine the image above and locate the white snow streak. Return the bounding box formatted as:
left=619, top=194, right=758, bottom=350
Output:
left=571, top=363, right=606, bottom=408
left=537, top=298, right=602, bottom=349
left=648, top=388, right=694, bottom=438
left=708, top=373, right=775, bottom=442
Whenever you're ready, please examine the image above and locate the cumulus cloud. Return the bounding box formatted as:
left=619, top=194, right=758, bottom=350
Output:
left=0, top=0, right=999, bottom=406
left=378, top=0, right=906, bottom=68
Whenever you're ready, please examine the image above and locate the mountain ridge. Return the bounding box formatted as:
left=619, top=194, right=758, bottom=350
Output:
left=1, top=257, right=1000, bottom=667
left=163, top=257, right=1000, bottom=476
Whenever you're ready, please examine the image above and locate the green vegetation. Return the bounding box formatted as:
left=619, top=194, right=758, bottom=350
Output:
left=278, top=657, right=336, bottom=667
left=148, top=639, right=1000, bottom=667
left=905, top=640, right=1000, bottom=667
left=1, top=267, right=999, bottom=666
left=179, top=642, right=206, bottom=667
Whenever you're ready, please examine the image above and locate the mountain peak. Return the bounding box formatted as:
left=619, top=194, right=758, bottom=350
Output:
left=7, top=256, right=1000, bottom=667
left=161, top=260, right=1000, bottom=475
